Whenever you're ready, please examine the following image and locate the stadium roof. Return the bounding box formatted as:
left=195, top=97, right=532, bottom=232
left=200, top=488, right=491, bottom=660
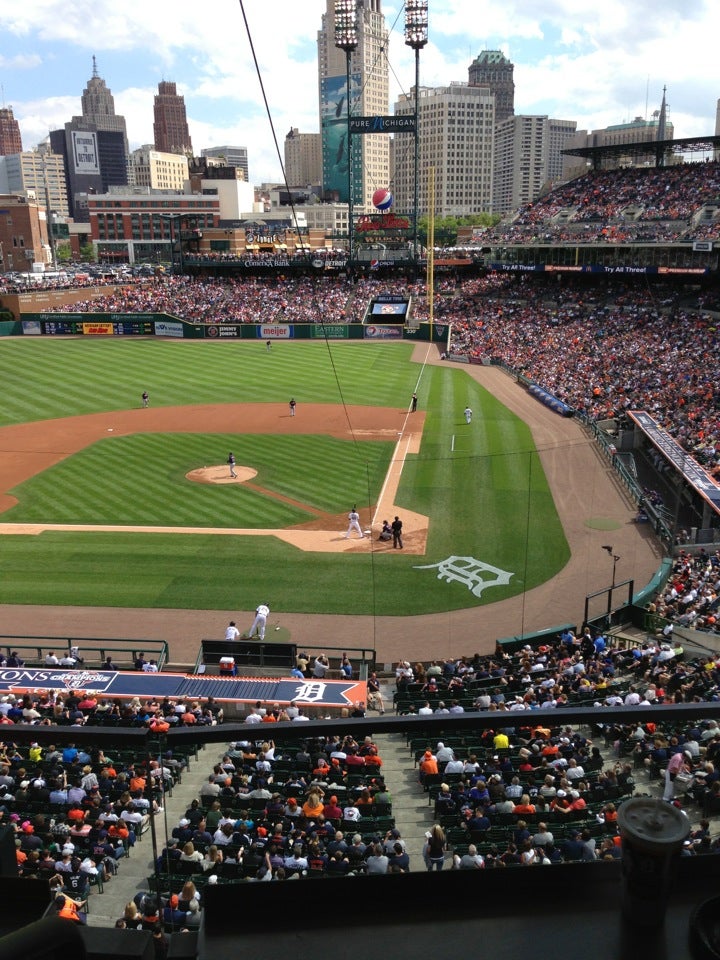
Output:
left=562, top=134, right=720, bottom=169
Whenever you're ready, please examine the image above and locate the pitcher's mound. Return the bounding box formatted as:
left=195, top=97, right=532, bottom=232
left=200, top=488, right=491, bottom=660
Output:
left=186, top=465, right=257, bottom=485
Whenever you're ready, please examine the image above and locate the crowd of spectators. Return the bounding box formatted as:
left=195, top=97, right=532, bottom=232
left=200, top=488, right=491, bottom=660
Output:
left=44, top=274, right=419, bottom=326
left=479, top=161, right=720, bottom=245
left=648, top=548, right=720, bottom=634
left=1, top=737, right=185, bottom=907
left=394, top=629, right=720, bottom=716
left=0, top=687, right=224, bottom=730
left=147, top=730, right=400, bottom=888
left=443, top=276, right=720, bottom=470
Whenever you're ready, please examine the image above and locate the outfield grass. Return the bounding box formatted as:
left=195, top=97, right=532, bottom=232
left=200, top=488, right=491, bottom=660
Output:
left=0, top=338, right=569, bottom=615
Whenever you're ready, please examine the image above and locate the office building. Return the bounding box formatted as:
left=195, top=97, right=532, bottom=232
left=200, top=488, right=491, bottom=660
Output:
left=393, top=83, right=496, bottom=217
left=88, top=192, right=219, bottom=264
left=284, top=129, right=322, bottom=187
left=493, top=114, right=577, bottom=215
left=468, top=50, right=515, bottom=124
left=153, top=81, right=193, bottom=156
left=317, top=0, right=390, bottom=211
left=0, top=150, right=69, bottom=218
left=50, top=122, right=128, bottom=222
left=0, top=106, right=22, bottom=156
left=129, top=145, right=189, bottom=191
left=201, top=146, right=249, bottom=182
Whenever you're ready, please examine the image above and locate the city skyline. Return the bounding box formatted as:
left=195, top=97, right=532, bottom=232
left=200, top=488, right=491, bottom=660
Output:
left=2, top=0, right=718, bottom=186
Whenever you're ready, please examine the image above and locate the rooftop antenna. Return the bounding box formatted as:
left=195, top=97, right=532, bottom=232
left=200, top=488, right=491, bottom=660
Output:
left=0, top=84, right=5, bottom=108
left=92, top=54, right=99, bottom=78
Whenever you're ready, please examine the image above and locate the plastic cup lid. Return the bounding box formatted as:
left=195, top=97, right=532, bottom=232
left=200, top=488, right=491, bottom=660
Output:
left=617, top=797, right=690, bottom=846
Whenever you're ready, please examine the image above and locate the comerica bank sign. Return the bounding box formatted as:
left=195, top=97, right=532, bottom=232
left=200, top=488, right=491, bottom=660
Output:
left=349, top=116, right=416, bottom=134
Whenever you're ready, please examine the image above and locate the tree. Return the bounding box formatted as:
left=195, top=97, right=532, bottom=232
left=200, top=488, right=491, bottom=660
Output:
left=416, top=212, right=500, bottom=247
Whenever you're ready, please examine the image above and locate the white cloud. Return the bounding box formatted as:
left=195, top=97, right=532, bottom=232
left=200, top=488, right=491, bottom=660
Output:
left=3, top=0, right=718, bottom=182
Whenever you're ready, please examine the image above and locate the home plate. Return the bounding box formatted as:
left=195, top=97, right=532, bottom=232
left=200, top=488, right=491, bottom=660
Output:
left=363, top=530, right=372, bottom=536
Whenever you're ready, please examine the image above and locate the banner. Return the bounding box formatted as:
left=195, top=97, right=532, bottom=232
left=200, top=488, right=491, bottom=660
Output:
left=71, top=130, right=100, bottom=175
left=0, top=667, right=366, bottom=708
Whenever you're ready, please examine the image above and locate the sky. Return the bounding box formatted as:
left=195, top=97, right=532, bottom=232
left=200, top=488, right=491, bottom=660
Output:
left=2, top=0, right=719, bottom=186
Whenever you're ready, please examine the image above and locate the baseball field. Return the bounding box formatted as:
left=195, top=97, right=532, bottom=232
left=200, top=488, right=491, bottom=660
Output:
left=0, top=336, right=573, bottom=621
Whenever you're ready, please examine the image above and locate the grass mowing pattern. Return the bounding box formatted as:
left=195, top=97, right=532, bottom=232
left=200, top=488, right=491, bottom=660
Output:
left=0, top=338, right=418, bottom=425
left=4, top=433, right=392, bottom=527
left=0, top=339, right=569, bottom=614
left=395, top=367, right=570, bottom=602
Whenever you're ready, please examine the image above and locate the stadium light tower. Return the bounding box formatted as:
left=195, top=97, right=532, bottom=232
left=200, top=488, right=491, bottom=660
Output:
left=405, top=0, right=428, bottom=264
left=334, top=0, right=358, bottom=265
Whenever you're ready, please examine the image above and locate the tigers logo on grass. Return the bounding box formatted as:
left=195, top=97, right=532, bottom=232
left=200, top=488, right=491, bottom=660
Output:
left=414, top=556, right=513, bottom=597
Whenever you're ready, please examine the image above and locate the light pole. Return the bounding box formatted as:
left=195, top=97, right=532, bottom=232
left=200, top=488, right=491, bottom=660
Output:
left=334, top=0, right=358, bottom=266
left=602, top=545, right=621, bottom=588
left=404, top=0, right=428, bottom=269
left=160, top=214, right=184, bottom=275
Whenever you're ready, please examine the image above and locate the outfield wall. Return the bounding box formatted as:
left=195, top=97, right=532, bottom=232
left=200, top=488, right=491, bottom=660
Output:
left=17, top=313, right=410, bottom=341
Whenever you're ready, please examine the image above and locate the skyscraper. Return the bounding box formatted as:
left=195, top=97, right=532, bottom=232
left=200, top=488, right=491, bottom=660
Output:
left=76, top=57, right=129, bottom=163
left=493, top=115, right=577, bottom=215
left=0, top=148, right=69, bottom=218
left=394, top=83, right=496, bottom=217
left=317, top=0, right=390, bottom=211
left=0, top=106, right=22, bottom=155
left=468, top=50, right=515, bottom=124
left=153, top=81, right=193, bottom=156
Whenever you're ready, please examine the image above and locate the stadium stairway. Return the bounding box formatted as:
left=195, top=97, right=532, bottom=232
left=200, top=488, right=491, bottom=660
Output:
left=85, top=732, right=436, bottom=926
left=85, top=744, right=212, bottom=927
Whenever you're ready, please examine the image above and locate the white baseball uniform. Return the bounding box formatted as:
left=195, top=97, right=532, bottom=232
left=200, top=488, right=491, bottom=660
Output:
left=464, top=407, right=473, bottom=423
left=249, top=604, right=270, bottom=640
left=345, top=510, right=365, bottom=539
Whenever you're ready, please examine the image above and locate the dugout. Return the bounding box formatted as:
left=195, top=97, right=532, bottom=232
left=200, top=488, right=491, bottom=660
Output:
left=198, top=636, right=296, bottom=673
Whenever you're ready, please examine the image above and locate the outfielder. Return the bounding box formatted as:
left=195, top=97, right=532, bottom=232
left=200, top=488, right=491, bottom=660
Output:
left=249, top=602, right=270, bottom=640
left=464, top=406, right=473, bottom=424
left=345, top=507, right=365, bottom=539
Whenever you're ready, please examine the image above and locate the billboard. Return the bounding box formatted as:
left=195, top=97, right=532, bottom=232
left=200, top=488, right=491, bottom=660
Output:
left=321, top=73, right=362, bottom=203
left=71, top=130, right=100, bottom=175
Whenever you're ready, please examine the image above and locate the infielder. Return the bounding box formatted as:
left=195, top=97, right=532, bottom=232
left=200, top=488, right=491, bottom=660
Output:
left=249, top=602, right=270, bottom=640
left=345, top=507, right=365, bottom=539
left=464, top=406, right=473, bottom=424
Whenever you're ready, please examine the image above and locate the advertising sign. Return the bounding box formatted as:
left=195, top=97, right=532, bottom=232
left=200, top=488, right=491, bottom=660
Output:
left=310, top=324, right=348, bottom=339
left=349, top=116, right=416, bottom=134
left=82, top=322, right=113, bottom=336
left=363, top=324, right=403, bottom=340
left=259, top=324, right=292, bottom=340
left=71, top=130, right=100, bottom=175
left=321, top=73, right=362, bottom=203
left=154, top=320, right=185, bottom=338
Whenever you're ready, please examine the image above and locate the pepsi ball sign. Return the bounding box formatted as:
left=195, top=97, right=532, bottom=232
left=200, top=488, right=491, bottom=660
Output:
left=372, top=188, right=393, bottom=211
